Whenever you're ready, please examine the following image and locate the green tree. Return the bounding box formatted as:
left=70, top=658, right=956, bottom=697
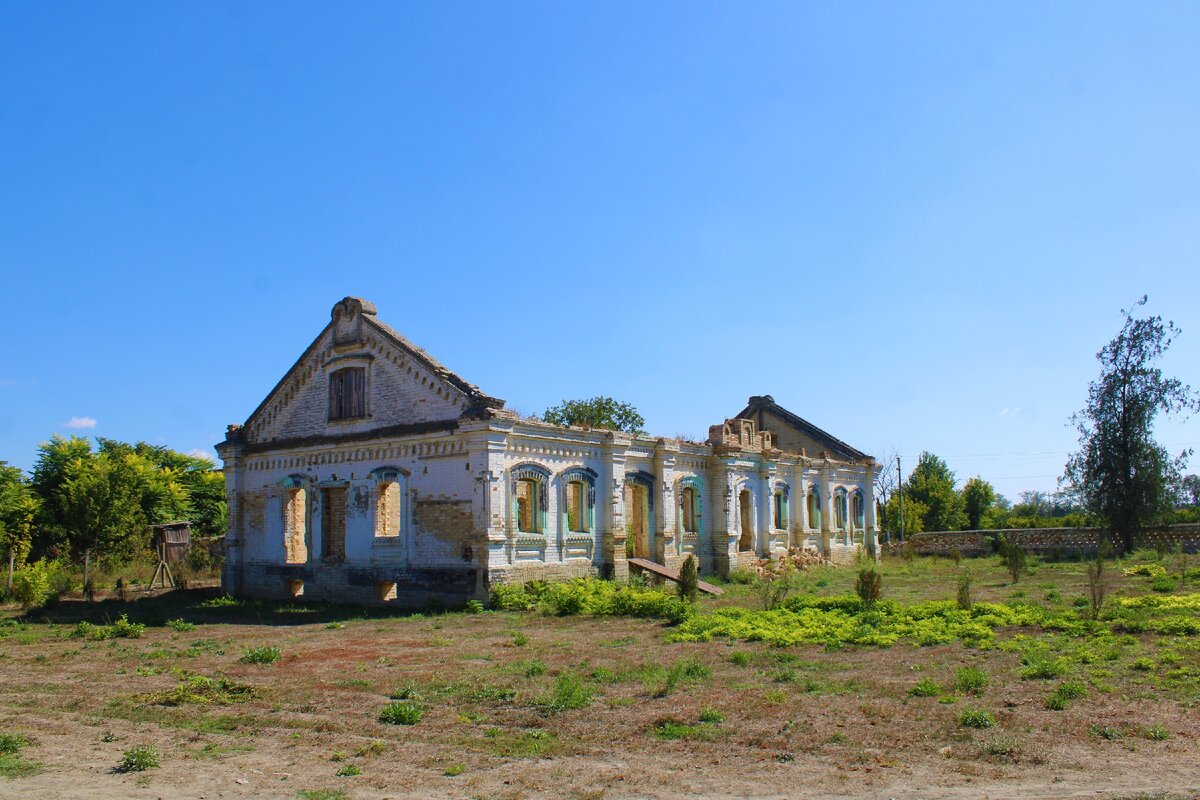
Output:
left=883, top=493, right=928, bottom=537
left=58, top=451, right=152, bottom=587
left=961, top=476, right=996, bottom=530
left=677, top=554, right=699, bottom=603
left=543, top=397, right=646, bottom=435
left=1181, top=474, right=1200, bottom=507
left=904, top=452, right=967, bottom=532
left=1062, top=297, right=1199, bottom=553
left=0, top=463, right=39, bottom=588
left=30, top=434, right=94, bottom=556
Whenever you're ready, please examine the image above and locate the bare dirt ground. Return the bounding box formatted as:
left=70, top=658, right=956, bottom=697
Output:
left=2, top=560, right=1198, bottom=800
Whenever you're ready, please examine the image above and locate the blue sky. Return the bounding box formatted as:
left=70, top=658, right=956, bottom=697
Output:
left=1, top=2, right=1197, bottom=501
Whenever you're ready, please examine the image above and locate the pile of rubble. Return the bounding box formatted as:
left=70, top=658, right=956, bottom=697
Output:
left=752, top=546, right=830, bottom=579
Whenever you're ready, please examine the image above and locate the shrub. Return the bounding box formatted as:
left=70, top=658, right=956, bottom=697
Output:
left=1150, top=575, right=1178, bottom=593
left=1086, top=557, right=1108, bottom=620
left=71, top=614, right=145, bottom=641
left=956, top=573, right=973, bottom=611
left=167, top=618, right=195, bottom=632
left=954, top=667, right=989, bottom=695
left=378, top=701, right=422, bottom=725
left=959, top=708, right=996, bottom=729
left=698, top=707, right=724, bottom=723
left=511, top=631, right=529, bottom=647
left=678, top=555, right=699, bottom=603
left=240, top=646, right=281, bottom=665
left=0, top=733, right=30, bottom=755
left=118, top=746, right=160, bottom=772
left=728, top=651, right=752, bottom=667
left=855, top=568, right=882, bottom=608
left=335, top=763, right=361, bottom=776
left=909, top=678, right=940, bottom=697
left=999, top=538, right=1026, bottom=583
left=11, top=559, right=55, bottom=611
left=464, top=599, right=485, bottom=614
left=1130, top=657, right=1156, bottom=672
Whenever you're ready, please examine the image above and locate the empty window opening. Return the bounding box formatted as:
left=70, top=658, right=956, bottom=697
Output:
left=516, top=478, right=541, bottom=533
left=375, top=480, right=402, bottom=538
left=680, top=486, right=699, bottom=533
left=807, top=492, right=819, bottom=530
left=773, top=492, right=788, bottom=530
left=834, top=490, right=848, bottom=531
left=322, top=487, right=347, bottom=561
left=738, top=489, right=753, bottom=552
left=283, top=487, right=307, bottom=564
left=852, top=491, right=865, bottom=530
left=566, top=480, right=588, bottom=532
left=329, top=367, right=366, bottom=420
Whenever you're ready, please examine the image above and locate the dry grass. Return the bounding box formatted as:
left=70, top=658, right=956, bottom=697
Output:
left=1, top=553, right=1198, bottom=799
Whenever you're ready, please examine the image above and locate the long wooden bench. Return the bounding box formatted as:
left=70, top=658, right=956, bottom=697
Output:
left=627, top=557, right=724, bottom=595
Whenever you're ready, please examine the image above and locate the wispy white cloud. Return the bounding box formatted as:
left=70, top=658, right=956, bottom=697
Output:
left=998, top=407, right=1022, bottom=417
left=187, top=448, right=217, bottom=464
left=63, top=416, right=98, bottom=429
left=0, top=379, right=17, bottom=388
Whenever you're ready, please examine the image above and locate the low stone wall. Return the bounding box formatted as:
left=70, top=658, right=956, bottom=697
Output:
left=886, top=524, right=1200, bottom=558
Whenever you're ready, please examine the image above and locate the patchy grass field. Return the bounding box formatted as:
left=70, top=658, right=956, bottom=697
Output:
left=2, top=554, right=1199, bottom=800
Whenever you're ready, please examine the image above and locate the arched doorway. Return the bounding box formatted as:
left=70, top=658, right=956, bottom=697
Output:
left=624, top=471, right=655, bottom=560
left=738, top=489, right=753, bottom=552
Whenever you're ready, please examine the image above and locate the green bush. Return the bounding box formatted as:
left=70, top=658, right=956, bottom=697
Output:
left=118, top=746, right=160, bottom=772
left=909, top=678, right=940, bottom=697
left=240, top=646, right=282, bottom=665
left=1019, top=655, right=1068, bottom=680
left=1150, top=575, right=1178, bottom=593
left=464, top=599, right=485, bottom=614
left=70, top=614, right=145, bottom=641
left=167, top=618, right=195, bottom=632
left=378, top=701, right=422, bottom=725
left=855, top=568, right=882, bottom=607
left=11, top=559, right=55, bottom=610
left=959, top=708, right=996, bottom=729
left=0, top=733, right=30, bottom=755
left=678, top=555, right=699, bottom=603
left=698, top=707, right=724, bottom=723
left=954, top=667, right=989, bottom=695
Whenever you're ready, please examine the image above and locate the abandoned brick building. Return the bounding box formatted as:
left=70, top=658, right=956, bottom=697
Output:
left=216, top=297, right=881, bottom=605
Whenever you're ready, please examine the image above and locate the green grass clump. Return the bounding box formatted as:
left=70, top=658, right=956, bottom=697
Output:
left=1130, top=657, right=1156, bottom=672
left=1089, top=723, right=1123, bottom=740
left=1143, top=725, right=1171, bottom=741
left=959, top=708, right=996, bottom=729
left=1045, top=681, right=1087, bottom=710
left=335, top=763, right=361, bottom=776
left=1020, top=655, right=1068, bottom=680
left=379, top=701, right=423, bottom=725
left=481, top=727, right=557, bottom=758
left=140, top=675, right=256, bottom=706
left=118, top=745, right=159, bottom=772
left=297, top=791, right=350, bottom=800
left=240, top=646, right=281, bottom=665
left=540, top=673, right=594, bottom=713
left=0, top=733, right=42, bottom=779
left=728, top=651, right=752, bottom=666
left=167, top=618, right=195, bottom=632
left=954, top=667, right=989, bottom=694
left=653, top=718, right=714, bottom=740
left=71, top=614, right=145, bottom=641
left=444, top=762, right=465, bottom=776
left=698, top=707, right=725, bottom=723
left=909, top=678, right=940, bottom=697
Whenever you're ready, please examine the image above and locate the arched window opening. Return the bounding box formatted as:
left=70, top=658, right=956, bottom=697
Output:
left=681, top=487, right=697, bottom=532
left=371, top=468, right=407, bottom=539
left=834, top=488, right=849, bottom=531
left=560, top=466, right=597, bottom=534
left=852, top=490, right=865, bottom=531
left=738, top=489, right=753, bottom=552
left=773, top=482, right=789, bottom=530
left=807, top=492, right=820, bottom=530
left=511, top=464, right=550, bottom=536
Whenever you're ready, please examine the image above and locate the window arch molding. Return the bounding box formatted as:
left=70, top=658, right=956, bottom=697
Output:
left=624, top=470, right=655, bottom=509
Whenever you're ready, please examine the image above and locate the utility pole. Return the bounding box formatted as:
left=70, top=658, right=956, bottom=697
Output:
left=897, top=455, right=904, bottom=543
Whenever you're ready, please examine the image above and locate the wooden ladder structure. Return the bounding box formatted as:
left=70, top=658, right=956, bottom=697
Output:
left=627, top=558, right=724, bottom=595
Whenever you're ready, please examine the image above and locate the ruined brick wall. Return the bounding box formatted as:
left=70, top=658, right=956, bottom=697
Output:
left=888, top=524, right=1200, bottom=557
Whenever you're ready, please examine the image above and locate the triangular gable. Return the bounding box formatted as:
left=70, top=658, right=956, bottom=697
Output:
left=735, top=395, right=869, bottom=462
left=239, top=297, right=503, bottom=447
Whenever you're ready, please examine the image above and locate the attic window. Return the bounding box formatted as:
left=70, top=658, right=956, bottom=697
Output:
left=329, top=367, right=366, bottom=420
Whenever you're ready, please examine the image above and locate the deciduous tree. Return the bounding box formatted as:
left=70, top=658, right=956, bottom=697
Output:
left=543, top=397, right=646, bottom=435
left=904, top=452, right=967, bottom=532
left=961, top=476, right=996, bottom=530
